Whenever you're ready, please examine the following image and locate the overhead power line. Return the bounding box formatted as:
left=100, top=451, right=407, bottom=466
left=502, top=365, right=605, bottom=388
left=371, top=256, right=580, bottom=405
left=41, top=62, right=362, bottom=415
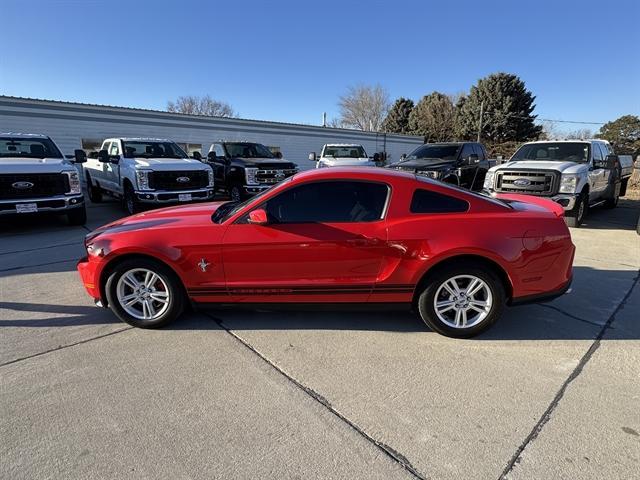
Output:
left=478, top=110, right=606, bottom=125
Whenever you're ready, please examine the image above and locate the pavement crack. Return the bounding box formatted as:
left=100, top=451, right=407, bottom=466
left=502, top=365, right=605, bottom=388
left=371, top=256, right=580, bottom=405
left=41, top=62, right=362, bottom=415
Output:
left=0, top=327, right=133, bottom=368
left=535, top=303, right=604, bottom=327
left=499, top=269, right=640, bottom=479
left=204, top=312, right=428, bottom=480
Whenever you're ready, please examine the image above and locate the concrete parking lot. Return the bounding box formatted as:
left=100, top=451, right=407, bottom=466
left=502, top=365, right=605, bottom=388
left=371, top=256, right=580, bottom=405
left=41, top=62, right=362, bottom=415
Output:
left=1, top=196, right=639, bottom=480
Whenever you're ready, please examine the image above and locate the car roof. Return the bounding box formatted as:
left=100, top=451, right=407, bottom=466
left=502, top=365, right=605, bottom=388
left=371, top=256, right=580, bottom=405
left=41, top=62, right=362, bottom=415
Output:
left=324, top=143, right=364, bottom=147
left=293, top=166, right=418, bottom=183
left=0, top=132, right=50, bottom=139
left=525, top=139, right=607, bottom=144
left=113, top=137, right=172, bottom=142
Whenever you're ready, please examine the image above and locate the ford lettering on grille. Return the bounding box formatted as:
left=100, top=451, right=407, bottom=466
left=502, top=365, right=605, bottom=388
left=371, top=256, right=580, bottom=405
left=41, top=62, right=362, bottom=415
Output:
left=176, top=176, right=190, bottom=183
left=12, top=181, right=34, bottom=190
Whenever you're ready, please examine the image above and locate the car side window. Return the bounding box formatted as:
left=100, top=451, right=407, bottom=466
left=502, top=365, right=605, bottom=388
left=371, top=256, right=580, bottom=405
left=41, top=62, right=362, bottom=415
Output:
left=213, top=143, right=225, bottom=157
left=410, top=189, right=469, bottom=214
left=472, top=144, right=485, bottom=160
left=592, top=143, right=603, bottom=162
left=109, top=142, right=120, bottom=156
left=460, top=144, right=475, bottom=160
left=597, top=143, right=608, bottom=159
left=260, top=181, right=389, bottom=224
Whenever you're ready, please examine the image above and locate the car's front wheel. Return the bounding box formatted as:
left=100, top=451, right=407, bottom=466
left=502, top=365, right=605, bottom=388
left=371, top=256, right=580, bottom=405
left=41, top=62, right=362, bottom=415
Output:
left=417, top=264, right=505, bottom=338
left=105, top=258, right=185, bottom=328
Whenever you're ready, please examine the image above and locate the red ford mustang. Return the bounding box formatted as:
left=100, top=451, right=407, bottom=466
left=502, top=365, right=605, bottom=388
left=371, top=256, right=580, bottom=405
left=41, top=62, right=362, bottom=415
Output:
left=78, top=168, right=574, bottom=338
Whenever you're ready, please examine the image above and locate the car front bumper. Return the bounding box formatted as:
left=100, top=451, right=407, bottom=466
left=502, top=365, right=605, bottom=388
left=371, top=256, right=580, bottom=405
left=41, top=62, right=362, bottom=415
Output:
left=0, top=194, right=84, bottom=215
left=550, top=193, right=578, bottom=211
left=135, top=188, right=214, bottom=203
left=77, top=255, right=102, bottom=301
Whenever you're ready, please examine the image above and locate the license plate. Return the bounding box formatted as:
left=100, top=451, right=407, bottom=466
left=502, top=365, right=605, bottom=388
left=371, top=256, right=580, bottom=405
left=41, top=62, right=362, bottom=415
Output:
left=178, top=194, right=192, bottom=202
left=16, top=203, right=38, bottom=213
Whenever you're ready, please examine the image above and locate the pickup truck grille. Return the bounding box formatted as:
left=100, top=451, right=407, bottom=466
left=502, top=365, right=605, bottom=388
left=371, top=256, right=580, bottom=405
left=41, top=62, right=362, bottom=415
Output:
left=495, top=170, right=558, bottom=195
left=0, top=173, right=69, bottom=199
left=256, top=168, right=298, bottom=185
left=148, top=171, right=209, bottom=191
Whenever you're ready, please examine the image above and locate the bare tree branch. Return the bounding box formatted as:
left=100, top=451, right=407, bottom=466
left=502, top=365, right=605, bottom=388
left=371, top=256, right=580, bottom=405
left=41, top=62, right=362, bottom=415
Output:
left=167, top=95, right=237, bottom=118
left=338, top=84, right=390, bottom=132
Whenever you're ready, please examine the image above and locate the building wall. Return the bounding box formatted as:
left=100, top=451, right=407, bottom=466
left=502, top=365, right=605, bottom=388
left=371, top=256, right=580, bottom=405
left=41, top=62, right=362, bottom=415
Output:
left=0, top=97, right=423, bottom=170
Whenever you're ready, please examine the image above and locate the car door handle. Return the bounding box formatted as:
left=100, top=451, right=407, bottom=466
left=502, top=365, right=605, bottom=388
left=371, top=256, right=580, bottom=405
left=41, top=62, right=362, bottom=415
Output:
left=347, top=235, right=381, bottom=246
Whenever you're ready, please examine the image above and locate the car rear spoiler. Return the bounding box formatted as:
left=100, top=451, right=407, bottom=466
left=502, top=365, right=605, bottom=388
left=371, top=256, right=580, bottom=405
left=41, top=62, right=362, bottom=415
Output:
left=495, top=193, right=565, bottom=217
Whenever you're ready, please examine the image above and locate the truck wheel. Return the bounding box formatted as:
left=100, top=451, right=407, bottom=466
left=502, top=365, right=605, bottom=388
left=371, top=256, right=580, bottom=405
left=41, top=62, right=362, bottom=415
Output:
left=416, top=262, right=505, bottom=338
left=565, top=193, right=587, bottom=227
left=230, top=184, right=244, bottom=202
left=67, top=204, right=87, bottom=226
left=123, top=184, right=141, bottom=215
left=620, top=178, right=629, bottom=197
left=86, top=173, right=103, bottom=203
left=105, top=258, right=185, bottom=328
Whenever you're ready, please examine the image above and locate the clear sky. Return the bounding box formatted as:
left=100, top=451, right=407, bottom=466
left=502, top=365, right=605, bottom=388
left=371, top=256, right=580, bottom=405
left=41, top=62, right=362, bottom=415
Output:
left=1, top=0, right=638, bottom=130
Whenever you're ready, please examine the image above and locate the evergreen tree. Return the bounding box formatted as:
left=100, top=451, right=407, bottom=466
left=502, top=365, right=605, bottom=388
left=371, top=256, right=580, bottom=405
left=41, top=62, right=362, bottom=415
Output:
left=382, top=98, right=414, bottom=134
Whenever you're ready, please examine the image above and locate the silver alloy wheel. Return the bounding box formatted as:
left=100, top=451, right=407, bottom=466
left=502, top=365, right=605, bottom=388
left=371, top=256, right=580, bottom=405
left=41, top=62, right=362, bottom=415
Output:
left=433, top=274, right=493, bottom=329
left=116, top=268, right=170, bottom=321
left=577, top=197, right=585, bottom=222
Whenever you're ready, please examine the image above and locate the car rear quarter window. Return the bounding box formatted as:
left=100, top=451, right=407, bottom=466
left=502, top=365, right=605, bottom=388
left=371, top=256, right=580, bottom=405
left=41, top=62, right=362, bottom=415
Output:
left=410, top=189, right=469, bottom=214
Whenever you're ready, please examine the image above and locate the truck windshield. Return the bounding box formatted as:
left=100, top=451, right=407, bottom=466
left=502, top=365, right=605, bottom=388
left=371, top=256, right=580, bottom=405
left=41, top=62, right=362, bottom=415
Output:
left=511, top=143, right=589, bottom=163
left=323, top=146, right=367, bottom=158
left=122, top=141, right=188, bottom=159
left=225, top=143, right=274, bottom=159
left=406, top=144, right=460, bottom=161
left=0, top=137, right=63, bottom=159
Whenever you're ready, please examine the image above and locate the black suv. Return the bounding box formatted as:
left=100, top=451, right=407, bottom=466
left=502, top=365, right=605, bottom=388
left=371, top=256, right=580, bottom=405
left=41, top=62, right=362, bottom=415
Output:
left=388, top=142, right=490, bottom=191
left=206, top=142, right=298, bottom=201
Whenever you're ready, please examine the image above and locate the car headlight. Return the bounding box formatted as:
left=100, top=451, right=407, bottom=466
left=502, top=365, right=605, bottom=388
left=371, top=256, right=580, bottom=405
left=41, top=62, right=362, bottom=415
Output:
left=245, top=168, right=259, bottom=185
left=417, top=170, right=439, bottom=179
left=558, top=174, right=578, bottom=194
left=483, top=171, right=495, bottom=190
left=65, top=170, right=81, bottom=194
left=207, top=169, right=214, bottom=187
left=136, top=170, right=153, bottom=191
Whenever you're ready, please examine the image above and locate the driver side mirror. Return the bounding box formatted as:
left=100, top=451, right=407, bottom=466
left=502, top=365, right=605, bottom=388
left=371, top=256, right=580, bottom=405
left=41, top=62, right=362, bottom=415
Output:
left=400, top=153, right=407, bottom=160
left=373, top=152, right=381, bottom=163
left=98, top=149, right=110, bottom=163
left=73, top=149, right=87, bottom=164
left=309, top=152, right=317, bottom=162
left=274, top=151, right=283, bottom=159
left=465, top=154, right=480, bottom=165
left=192, top=151, right=202, bottom=161
left=247, top=208, right=268, bottom=225
left=207, top=151, right=217, bottom=162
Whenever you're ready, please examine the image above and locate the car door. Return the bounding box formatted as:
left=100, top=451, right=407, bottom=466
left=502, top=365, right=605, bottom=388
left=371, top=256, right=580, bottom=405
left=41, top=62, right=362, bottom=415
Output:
left=210, top=143, right=228, bottom=186
left=588, top=142, right=606, bottom=201
left=221, top=180, right=390, bottom=303
left=458, top=144, right=476, bottom=188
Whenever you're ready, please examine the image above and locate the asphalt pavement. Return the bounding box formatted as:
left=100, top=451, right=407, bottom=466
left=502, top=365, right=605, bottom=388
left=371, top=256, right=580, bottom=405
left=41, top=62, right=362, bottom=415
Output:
left=1, top=196, right=639, bottom=480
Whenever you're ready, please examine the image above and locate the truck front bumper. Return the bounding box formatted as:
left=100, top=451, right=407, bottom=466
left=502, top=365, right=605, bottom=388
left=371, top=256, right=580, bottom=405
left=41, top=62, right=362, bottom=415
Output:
left=135, top=188, right=214, bottom=203
left=0, top=194, right=84, bottom=215
left=550, top=194, right=578, bottom=211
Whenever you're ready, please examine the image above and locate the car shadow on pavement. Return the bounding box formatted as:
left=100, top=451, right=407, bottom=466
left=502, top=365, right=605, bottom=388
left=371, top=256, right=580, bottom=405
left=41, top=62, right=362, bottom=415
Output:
left=0, top=301, right=119, bottom=327
left=581, top=197, right=640, bottom=231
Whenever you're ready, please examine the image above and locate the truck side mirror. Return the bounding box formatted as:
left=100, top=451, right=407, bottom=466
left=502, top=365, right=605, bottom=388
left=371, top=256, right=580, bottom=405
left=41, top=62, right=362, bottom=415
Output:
left=192, top=151, right=202, bottom=161
left=309, top=152, right=317, bottom=161
left=466, top=154, right=480, bottom=165
left=274, top=151, right=283, bottom=159
left=605, top=154, right=618, bottom=169
left=98, top=150, right=110, bottom=163
left=74, top=149, right=87, bottom=164
left=207, top=151, right=217, bottom=162
left=400, top=154, right=407, bottom=160
left=373, top=153, right=381, bottom=163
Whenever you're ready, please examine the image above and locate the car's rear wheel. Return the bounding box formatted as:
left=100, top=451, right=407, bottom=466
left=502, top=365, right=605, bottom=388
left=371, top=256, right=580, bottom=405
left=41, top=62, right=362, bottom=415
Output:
left=565, top=192, right=587, bottom=227
left=105, top=258, right=184, bottom=328
left=417, top=264, right=504, bottom=338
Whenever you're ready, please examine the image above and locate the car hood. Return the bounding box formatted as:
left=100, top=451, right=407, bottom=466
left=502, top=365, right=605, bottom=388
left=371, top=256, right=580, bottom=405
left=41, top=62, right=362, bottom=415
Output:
left=230, top=157, right=297, bottom=168
left=132, top=157, right=211, bottom=170
left=88, top=201, right=227, bottom=240
left=0, top=157, right=75, bottom=174
left=389, top=159, right=455, bottom=170
left=319, top=157, right=375, bottom=167
left=491, top=160, right=587, bottom=174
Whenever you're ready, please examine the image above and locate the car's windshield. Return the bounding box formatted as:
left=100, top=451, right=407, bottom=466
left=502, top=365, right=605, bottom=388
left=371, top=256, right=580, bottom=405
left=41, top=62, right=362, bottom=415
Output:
left=511, top=143, right=589, bottom=163
left=323, top=146, right=367, bottom=158
left=122, top=141, right=188, bottom=159
left=0, top=137, right=63, bottom=159
left=407, top=144, right=460, bottom=161
left=225, top=143, right=274, bottom=159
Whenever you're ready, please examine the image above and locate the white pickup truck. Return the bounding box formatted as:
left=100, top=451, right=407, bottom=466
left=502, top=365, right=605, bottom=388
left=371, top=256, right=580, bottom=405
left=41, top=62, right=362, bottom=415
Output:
left=483, top=139, right=634, bottom=227
left=83, top=138, right=214, bottom=215
left=0, top=133, right=87, bottom=225
left=308, top=144, right=381, bottom=168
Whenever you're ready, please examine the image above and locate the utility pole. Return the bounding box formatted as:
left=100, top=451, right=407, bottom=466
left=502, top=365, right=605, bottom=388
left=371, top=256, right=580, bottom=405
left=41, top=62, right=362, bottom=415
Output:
left=477, top=100, right=484, bottom=142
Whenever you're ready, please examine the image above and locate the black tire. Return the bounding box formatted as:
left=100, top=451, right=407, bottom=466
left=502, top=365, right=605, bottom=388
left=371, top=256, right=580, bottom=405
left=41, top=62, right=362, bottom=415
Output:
left=416, top=262, right=505, bottom=338
left=86, top=172, right=103, bottom=203
left=620, top=178, right=628, bottom=197
left=604, top=192, right=619, bottom=209
left=230, top=184, right=244, bottom=202
left=66, top=204, right=87, bottom=226
left=123, top=183, right=141, bottom=215
left=105, top=258, right=185, bottom=328
left=565, top=192, right=587, bottom=228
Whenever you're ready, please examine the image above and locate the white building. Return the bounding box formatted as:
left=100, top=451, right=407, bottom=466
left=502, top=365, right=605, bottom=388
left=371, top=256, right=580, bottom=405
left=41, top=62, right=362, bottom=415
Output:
left=0, top=96, right=423, bottom=169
